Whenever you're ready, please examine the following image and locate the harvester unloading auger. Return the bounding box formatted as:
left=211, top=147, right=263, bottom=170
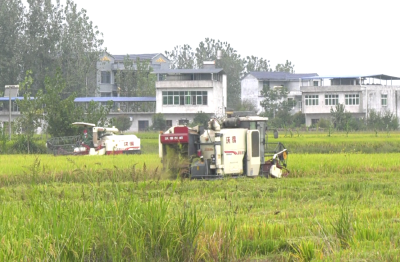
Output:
left=159, top=115, right=289, bottom=179
left=47, top=122, right=141, bottom=156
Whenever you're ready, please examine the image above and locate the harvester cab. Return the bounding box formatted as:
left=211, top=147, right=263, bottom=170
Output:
left=159, top=115, right=289, bottom=179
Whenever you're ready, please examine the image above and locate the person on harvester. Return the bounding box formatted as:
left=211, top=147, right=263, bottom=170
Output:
left=82, top=129, right=94, bottom=148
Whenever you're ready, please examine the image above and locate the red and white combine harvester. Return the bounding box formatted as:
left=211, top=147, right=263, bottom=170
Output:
left=159, top=115, right=289, bottom=179
left=46, top=122, right=141, bottom=156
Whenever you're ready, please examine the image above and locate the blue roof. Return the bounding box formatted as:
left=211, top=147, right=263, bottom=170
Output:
left=0, top=97, right=34, bottom=101
left=74, top=97, right=156, bottom=103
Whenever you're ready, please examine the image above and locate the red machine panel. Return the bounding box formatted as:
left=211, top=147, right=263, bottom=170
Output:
left=160, top=126, right=189, bottom=144
left=160, top=133, right=189, bottom=144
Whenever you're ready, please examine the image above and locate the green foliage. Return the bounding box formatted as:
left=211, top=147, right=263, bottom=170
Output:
left=331, top=199, right=354, bottom=249
left=0, top=0, right=24, bottom=94
left=151, top=113, right=167, bottom=131
left=115, top=57, right=156, bottom=97
left=112, top=115, right=132, bottom=132
left=43, top=69, right=82, bottom=137
left=275, top=60, right=295, bottom=73
left=236, top=98, right=258, bottom=113
left=11, top=135, right=46, bottom=154
left=244, top=55, right=270, bottom=73
left=290, top=241, right=316, bottom=261
left=165, top=44, right=196, bottom=69
left=260, top=84, right=289, bottom=121
left=15, top=71, right=44, bottom=153
left=166, top=38, right=245, bottom=108
left=330, top=104, right=353, bottom=130
left=2, top=153, right=400, bottom=260
left=367, top=109, right=398, bottom=130
left=292, top=112, right=305, bottom=127
left=82, top=100, right=113, bottom=127
left=192, top=111, right=211, bottom=127
left=0, top=0, right=104, bottom=96
left=317, top=118, right=331, bottom=129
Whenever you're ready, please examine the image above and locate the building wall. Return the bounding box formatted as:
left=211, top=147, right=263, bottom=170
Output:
left=156, top=75, right=227, bottom=120
left=301, top=85, right=400, bottom=126
left=241, top=75, right=260, bottom=112
left=97, top=54, right=115, bottom=95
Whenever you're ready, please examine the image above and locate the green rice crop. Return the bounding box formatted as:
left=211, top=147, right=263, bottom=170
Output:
left=1, top=132, right=400, bottom=260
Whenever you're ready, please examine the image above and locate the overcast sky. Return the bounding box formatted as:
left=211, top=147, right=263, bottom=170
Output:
left=70, top=0, right=399, bottom=77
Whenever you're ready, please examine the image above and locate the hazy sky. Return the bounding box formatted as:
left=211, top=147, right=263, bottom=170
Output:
left=70, top=0, right=399, bottom=77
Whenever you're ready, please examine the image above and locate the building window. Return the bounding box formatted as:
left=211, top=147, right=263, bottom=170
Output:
left=165, top=120, right=172, bottom=128
left=313, top=81, right=319, bottom=86
left=311, top=119, right=319, bottom=125
left=101, top=71, right=111, bottom=83
left=381, top=94, right=387, bottom=106
left=305, top=95, right=319, bottom=106
left=138, top=120, right=149, bottom=131
left=325, top=94, right=339, bottom=105
left=162, top=91, right=207, bottom=106
left=345, top=94, right=359, bottom=105
left=263, top=81, right=270, bottom=89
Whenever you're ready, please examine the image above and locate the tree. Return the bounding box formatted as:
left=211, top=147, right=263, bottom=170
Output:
left=82, top=100, right=113, bottom=127
left=165, top=44, right=196, bottom=69
left=275, top=60, right=295, bottom=73
left=260, top=84, right=289, bottom=119
left=196, top=39, right=244, bottom=108
left=330, top=104, right=352, bottom=130
left=292, top=112, right=305, bottom=127
left=15, top=71, right=44, bottom=153
left=237, top=98, right=258, bottom=113
left=1, top=0, right=105, bottom=96
left=151, top=113, right=167, bottom=131
left=43, top=69, right=82, bottom=137
left=115, top=55, right=136, bottom=96
left=0, top=0, right=25, bottom=95
left=192, top=111, right=211, bottom=127
left=112, top=115, right=131, bottom=132
left=367, top=109, right=398, bottom=131
left=244, top=55, right=270, bottom=73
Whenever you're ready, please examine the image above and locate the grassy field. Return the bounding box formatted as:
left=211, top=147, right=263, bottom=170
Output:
left=1, top=133, right=400, bottom=261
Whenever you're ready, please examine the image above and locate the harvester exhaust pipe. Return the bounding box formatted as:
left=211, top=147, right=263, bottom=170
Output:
left=212, top=119, right=223, bottom=176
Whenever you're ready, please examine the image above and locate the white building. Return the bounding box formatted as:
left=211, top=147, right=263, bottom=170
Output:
left=241, top=72, right=318, bottom=114
left=300, top=74, right=400, bottom=126
left=153, top=62, right=227, bottom=127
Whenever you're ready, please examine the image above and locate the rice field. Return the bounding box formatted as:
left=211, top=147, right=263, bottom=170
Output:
left=1, top=133, right=400, bottom=261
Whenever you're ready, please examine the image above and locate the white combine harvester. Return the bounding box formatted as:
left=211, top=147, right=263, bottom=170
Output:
left=46, top=122, right=141, bottom=156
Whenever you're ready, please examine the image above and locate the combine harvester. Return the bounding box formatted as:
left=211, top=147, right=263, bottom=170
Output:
left=46, top=122, right=141, bottom=155
left=159, top=115, right=289, bottom=179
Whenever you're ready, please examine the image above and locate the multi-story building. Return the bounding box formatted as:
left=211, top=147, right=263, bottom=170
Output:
left=96, top=53, right=170, bottom=97
left=241, top=72, right=318, bottom=114
left=153, top=61, right=227, bottom=127
left=300, top=74, right=400, bottom=126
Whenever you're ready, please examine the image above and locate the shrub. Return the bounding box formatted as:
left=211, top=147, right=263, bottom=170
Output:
left=192, top=111, right=211, bottom=127
left=112, top=115, right=131, bottom=132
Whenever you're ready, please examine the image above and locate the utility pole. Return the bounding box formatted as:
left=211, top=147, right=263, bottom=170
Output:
left=5, top=85, right=19, bottom=140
